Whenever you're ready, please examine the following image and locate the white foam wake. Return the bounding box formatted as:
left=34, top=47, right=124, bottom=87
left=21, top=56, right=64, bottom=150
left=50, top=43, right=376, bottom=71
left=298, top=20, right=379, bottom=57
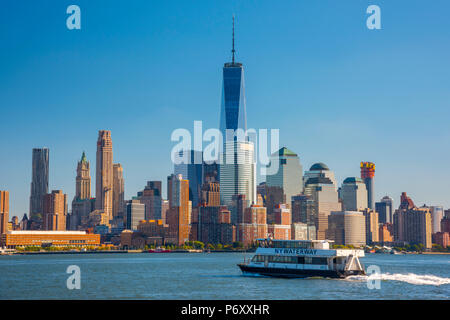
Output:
left=346, top=273, right=450, bottom=286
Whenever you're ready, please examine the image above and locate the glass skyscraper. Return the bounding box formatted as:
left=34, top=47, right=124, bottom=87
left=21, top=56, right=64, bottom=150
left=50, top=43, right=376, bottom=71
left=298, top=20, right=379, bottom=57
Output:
left=218, top=18, right=256, bottom=207
left=219, top=17, right=247, bottom=142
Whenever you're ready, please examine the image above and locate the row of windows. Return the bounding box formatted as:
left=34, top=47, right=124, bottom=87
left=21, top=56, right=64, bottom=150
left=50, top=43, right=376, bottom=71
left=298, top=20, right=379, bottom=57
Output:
left=69, top=240, right=86, bottom=244
left=252, top=255, right=328, bottom=265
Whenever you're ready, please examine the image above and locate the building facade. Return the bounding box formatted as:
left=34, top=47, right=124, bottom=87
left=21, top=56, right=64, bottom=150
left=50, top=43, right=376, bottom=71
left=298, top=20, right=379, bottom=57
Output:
left=125, top=199, right=145, bottom=231
left=43, top=190, right=67, bottom=231
left=375, top=196, right=394, bottom=224
left=0, top=191, right=9, bottom=235
left=112, top=163, right=125, bottom=220
left=266, top=147, right=303, bottom=205
left=29, top=148, right=49, bottom=221
left=95, top=130, right=114, bottom=223
left=70, top=152, right=92, bottom=230
left=220, top=140, right=256, bottom=206
left=327, top=211, right=366, bottom=247
left=360, top=162, right=375, bottom=209
left=303, top=163, right=342, bottom=240
left=340, top=177, right=368, bottom=211
left=166, top=174, right=190, bottom=245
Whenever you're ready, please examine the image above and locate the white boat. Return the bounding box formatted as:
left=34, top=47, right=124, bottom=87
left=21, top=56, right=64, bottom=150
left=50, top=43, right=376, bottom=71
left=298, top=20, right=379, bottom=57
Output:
left=238, top=239, right=366, bottom=278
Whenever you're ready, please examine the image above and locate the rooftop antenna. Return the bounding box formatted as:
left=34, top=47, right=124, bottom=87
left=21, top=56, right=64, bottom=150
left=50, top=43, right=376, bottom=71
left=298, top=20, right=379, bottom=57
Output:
left=232, top=15, right=235, bottom=64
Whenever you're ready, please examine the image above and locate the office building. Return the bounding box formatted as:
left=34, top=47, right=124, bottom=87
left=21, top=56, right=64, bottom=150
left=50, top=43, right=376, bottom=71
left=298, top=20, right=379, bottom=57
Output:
left=375, top=196, right=394, bottom=224
left=200, top=180, right=220, bottom=207
left=70, top=152, right=92, bottom=230
left=327, top=211, right=366, bottom=247
left=198, top=206, right=235, bottom=245
left=112, top=163, right=125, bottom=220
left=174, top=150, right=203, bottom=207
left=429, top=206, right=444, bottom=234
left=219, top=16, right=247, bottom=143
left=360, top=162, right=375, bottom=209
left=220, top=140, right=256, bottom=206
left=379, top=223, right=394, bottom=244
left=237, top=204, right=268, bottom=246
left=166, top=174, right=190, bottom=245
left=1, top=191, right=9, bottom=234
left=362, top=208, right=379, bottom=244
left=29, top=148, right=49, bottom=221
left=291, top=194, right=316, bottom=226
left=264, top=186, right=285, bottom=221
left=304, top=163, right=342, bottom=240
left=137, top=181, right=162, bottom=220
left=125, top=199, right=145, bottom=231
left=291, top=222, right=316, bottom=241
left=266, top=147, right=303, bottom=204
left=95, top=130, right=114, bottom=223
left=303, top=162, right=337, bottom=190
left=43, top=190, right=67, bottom=231
left=393, top=193, right=432, bottom=249
left=340, top=177, right=368, bottom=211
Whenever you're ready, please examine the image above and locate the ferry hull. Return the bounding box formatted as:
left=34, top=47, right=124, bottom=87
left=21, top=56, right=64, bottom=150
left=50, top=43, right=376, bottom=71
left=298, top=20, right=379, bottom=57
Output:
left=238, top=264, right=365, bottom=279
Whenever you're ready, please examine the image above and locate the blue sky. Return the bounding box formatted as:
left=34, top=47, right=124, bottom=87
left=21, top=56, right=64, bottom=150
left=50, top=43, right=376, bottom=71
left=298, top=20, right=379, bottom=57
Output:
left=1, top=0, right=450, bottom=218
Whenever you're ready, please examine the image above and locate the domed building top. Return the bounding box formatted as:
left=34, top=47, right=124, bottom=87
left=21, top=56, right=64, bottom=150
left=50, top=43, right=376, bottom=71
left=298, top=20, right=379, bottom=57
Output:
left=343, top=177, right=364, bottom=184
left=309, top=162, right=329, bottom=171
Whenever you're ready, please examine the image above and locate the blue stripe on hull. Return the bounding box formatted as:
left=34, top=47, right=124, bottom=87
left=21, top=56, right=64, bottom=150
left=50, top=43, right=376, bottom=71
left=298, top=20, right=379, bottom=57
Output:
left=238, top=264, right=364, bottom=279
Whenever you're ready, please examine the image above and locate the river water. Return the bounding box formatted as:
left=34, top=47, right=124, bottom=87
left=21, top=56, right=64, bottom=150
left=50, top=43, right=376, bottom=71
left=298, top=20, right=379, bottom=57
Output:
left=0, top=252, right=449, bottom=299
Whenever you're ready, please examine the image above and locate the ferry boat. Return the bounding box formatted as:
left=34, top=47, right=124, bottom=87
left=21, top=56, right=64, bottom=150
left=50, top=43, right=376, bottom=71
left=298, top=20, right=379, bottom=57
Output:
left=238, top=239, right=366, bottom=278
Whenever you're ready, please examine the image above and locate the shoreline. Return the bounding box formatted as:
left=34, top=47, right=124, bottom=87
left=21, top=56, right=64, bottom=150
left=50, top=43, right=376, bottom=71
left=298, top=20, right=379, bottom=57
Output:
left=2, top=249, right=254, bottom=255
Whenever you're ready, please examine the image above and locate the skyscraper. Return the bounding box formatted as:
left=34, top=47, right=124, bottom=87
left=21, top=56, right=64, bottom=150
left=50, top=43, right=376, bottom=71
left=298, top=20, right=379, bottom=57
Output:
left=393, top=192, right=432, bottom=249
left=0, top=191, right=9, bottom=234
left=360, top=162, right=375, bottom=209
left=174, top=150, right=203, bottom=207
left=303, top=163, right=341, bottom=240
left=137, top=181, right=162, bottom=220
left=220, top=140, right=257, bottom=206
left=29, top=148, right=49, bottom=221
left=43, top=190, right=67, bottom=231
left=125, top=199, right=145, bottom=230
left=327, top=211, right=366, bottom=247
left=266, top=147, right=303, bottom=205
left=70, top=152, right=92, bottom=230
left=375, top=196, right=394, bottom=224
left=95, top=130, right=113, bottom=223
left=219, top=16, right=247, bottom=143
left=113, top=163, right=125, bottom=219
left=340, top=177, right=368, bottom=211
left=429, top=206, right=444, bottom=234
left=75, top=152, right=91, bottom=200
left=166, top=174, right=190, bottom=245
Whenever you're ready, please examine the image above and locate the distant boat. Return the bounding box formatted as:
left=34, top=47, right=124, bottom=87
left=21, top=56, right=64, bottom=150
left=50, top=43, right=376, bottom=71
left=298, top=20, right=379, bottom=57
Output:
left=148, top=247, right=171, bottom=253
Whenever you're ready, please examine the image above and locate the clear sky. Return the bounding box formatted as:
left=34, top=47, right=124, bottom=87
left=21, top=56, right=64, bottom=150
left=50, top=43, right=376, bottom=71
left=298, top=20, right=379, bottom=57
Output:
left=1, top=0, right=450, bottom=219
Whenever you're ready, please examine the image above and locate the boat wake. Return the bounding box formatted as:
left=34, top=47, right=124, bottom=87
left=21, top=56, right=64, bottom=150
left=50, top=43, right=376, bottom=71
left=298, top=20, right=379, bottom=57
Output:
left=346, top=273, right=450, bottom=286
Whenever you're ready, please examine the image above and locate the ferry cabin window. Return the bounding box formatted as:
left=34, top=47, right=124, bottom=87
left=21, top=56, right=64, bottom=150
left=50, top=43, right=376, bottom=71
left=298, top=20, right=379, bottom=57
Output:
left=268, top=256, right=297, bottom=263
left=251, top=255, right=265, bottom=262
left=311, top=257, right=328, bottom=265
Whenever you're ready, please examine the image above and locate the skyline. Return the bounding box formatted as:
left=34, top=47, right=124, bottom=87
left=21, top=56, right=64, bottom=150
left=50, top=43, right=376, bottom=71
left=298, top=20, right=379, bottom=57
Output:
left=1, top=0, right=450, bottom=218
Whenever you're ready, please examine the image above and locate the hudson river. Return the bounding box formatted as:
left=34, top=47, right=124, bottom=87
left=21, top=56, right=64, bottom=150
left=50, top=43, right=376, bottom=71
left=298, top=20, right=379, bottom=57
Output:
left=0, top=253, right=449, bottom=299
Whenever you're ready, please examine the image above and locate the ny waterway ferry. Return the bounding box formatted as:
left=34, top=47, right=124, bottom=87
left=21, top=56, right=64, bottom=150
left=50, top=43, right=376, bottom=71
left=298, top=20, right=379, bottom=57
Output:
left=238, top=239, right=366, bottom=278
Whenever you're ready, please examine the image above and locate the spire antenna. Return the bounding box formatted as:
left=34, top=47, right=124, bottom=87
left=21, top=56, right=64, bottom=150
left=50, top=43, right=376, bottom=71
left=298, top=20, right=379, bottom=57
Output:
left=232, top=15, right=235, bottom=64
